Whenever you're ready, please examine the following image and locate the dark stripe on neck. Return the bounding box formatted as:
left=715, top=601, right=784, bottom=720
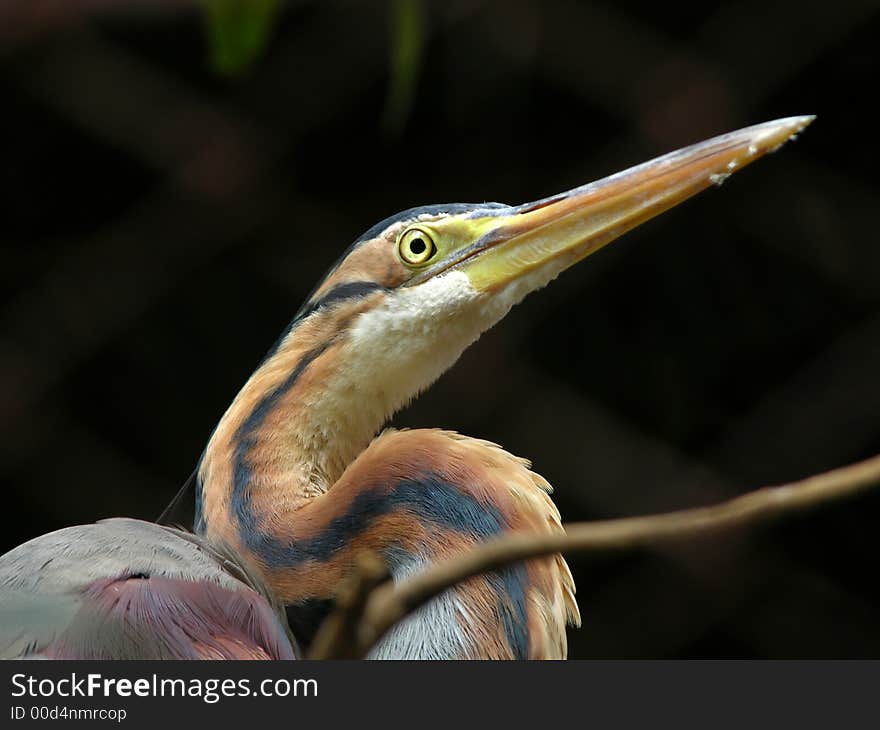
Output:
left=231, top=343, right=330, bottom=543
left=485, top=567, right=530, bottom=659
left=261, top=281, right=387, bottom=365
left=295, top=281, right=388, bottom=322
left=241, top=473, right=530, bottom=658
left=244, top=475, right=504, bottom=564
left=224, top=284, right=380, bottom=533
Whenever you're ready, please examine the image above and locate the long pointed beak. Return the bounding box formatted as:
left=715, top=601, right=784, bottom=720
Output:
left=458, top=116, right=814, bottom=292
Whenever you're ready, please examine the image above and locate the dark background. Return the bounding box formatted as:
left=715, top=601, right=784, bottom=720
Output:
left=2, top=0, right=879, bottom=658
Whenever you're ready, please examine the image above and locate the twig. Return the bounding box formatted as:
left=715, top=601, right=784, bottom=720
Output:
left=309, top=453, right=880, bottom=659
left=306, top=551, right=390, bottom=659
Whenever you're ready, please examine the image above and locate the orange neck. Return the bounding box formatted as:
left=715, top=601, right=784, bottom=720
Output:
left=196, top=299, right=386, bottom=547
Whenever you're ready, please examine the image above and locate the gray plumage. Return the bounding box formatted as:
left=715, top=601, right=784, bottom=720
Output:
left=0, top=519, right=297, bottom=660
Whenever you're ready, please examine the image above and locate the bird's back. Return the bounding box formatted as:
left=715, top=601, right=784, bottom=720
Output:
left=0, top=518, right=296, bottom=659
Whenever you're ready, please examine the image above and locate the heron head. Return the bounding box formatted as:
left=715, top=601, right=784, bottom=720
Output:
left=288, top=116, right=813, bottom=416
left=195, top=116, right=813, bottom=522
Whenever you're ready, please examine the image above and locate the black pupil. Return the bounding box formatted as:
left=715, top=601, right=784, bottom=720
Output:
left=409, top=237, right=427, bottom=255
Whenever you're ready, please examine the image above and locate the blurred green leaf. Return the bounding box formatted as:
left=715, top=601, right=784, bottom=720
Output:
left=383, top=0, right=426, bottom=136
left=203, top=0, right=282, bottom=77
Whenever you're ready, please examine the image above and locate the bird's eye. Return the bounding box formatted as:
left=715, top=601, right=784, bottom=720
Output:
left=398, top=228, right=437, bottom=266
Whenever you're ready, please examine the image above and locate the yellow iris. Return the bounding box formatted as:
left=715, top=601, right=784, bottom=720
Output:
left=398, top=227, right=437, bottom=266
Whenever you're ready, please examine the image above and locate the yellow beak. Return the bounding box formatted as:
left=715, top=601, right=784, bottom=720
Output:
left=456, top=116, right=814, bottom=292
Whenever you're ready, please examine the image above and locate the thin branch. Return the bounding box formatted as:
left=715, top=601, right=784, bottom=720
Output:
left=309, top=453, right=880, bottom=659
left=307, top=551, right=390, bottom=660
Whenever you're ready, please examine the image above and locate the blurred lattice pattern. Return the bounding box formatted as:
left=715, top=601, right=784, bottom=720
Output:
left=2, top=0, right=879, bottom=658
